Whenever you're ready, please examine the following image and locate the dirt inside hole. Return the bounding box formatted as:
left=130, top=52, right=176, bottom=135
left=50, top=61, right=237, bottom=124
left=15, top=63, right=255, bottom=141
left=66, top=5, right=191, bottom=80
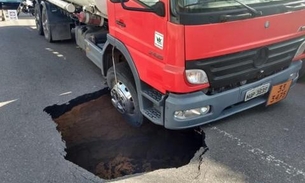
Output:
left=45, top=88, right=204, bottom=180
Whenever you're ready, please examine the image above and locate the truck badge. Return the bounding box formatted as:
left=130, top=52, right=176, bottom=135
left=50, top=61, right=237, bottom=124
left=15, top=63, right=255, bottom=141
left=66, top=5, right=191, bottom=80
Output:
left=154, top=32, right=164, bottom=50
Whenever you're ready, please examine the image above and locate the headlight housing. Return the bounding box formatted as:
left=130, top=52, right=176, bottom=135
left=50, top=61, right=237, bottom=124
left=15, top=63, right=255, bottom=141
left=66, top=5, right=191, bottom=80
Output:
left=174, top=106, right=211, bottom=120
left=185, top=69, right=209, bottom=84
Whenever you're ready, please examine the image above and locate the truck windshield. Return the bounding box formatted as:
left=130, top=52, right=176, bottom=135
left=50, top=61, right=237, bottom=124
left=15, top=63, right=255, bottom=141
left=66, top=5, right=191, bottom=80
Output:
left=171, top=0, right=303, bottom=24
left=174, top=0, right=289, bottom=13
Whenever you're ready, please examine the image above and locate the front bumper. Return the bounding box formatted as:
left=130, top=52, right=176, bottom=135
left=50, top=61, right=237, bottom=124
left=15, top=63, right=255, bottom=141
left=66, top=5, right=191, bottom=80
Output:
left=164, top=61, right=302, bottom=129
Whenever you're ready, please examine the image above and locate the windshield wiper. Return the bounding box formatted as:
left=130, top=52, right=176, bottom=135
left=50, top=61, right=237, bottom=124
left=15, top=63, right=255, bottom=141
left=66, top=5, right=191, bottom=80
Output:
left=229, top=0, right=262, bottom=16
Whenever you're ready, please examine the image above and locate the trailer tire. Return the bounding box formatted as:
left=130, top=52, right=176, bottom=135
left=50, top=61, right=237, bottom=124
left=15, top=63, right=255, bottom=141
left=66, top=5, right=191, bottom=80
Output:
left=107, top=62, right=144, bottom=127
left=34, top=3, right=43, bottom=35
left=41, top=5, right=52, bottom=42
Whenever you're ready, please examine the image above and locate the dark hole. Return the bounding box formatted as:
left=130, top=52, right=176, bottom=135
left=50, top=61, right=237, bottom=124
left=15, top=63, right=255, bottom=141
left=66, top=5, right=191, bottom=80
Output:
left=44, top=88, right=204, bottom=180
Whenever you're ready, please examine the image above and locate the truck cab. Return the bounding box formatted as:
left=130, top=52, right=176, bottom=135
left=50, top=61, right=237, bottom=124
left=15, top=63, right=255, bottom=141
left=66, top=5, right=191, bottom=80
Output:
left=34, top=0, right=305, bottom=129
left=105, top=0, right=305, bottom=128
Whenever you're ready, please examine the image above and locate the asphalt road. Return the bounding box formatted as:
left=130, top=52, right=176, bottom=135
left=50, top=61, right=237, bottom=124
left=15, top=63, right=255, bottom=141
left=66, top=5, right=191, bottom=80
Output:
left=0, top=16, right=104, bottom=183
left=1, top=15, right=305, bottom=183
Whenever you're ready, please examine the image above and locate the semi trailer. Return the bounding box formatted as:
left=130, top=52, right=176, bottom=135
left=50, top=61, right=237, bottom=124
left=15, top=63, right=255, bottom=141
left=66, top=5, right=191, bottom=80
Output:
left=33, top=0, right=305, bottom=129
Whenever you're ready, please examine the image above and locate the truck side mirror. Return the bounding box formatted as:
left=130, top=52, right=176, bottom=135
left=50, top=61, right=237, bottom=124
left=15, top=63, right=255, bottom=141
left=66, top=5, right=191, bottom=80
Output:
left=151, top=1, right=165, bottom=17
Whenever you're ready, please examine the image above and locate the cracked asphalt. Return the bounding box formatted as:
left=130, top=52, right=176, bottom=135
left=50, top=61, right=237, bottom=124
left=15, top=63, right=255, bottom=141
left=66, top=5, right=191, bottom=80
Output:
left=1, top=15, right=305, bottom=183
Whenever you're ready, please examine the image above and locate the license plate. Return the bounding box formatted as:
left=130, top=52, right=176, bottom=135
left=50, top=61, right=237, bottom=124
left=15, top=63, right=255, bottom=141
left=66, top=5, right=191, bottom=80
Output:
left=267, top=80, right=292, bottom=106
left=244, top=83, right=270, bottom=101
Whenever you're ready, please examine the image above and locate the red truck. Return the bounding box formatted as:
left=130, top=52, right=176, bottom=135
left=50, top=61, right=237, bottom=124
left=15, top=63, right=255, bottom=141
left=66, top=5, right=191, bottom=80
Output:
left=34, top=0, right=305, bottom=129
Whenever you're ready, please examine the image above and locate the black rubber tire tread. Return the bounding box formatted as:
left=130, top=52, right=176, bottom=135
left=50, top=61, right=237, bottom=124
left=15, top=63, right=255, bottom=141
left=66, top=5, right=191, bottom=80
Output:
left=34, top=3, right=43, bottom=35
left=41, top=5, right=52, bottom=42
left=107, top=62, right=144, bottom=127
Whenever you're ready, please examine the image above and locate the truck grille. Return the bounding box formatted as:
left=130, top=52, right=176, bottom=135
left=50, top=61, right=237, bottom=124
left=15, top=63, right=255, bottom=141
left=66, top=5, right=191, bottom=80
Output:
left=186, top=36, right=304, bottom=94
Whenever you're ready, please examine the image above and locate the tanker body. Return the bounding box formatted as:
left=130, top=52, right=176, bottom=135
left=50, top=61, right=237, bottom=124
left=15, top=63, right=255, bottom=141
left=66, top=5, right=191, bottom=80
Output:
left=55, top=0, right=108, bottom=17
left=33, top=0, right=305, bottom=130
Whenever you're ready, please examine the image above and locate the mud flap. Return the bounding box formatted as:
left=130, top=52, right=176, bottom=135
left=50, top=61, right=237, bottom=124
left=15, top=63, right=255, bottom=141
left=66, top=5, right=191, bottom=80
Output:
left=43, top=1, right=72, bottom=41
left=50, top=23, right=72, bottom=41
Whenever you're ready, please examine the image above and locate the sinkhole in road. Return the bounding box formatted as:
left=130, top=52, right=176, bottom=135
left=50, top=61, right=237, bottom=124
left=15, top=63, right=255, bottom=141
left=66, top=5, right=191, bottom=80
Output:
left=44, top=88, right=204, bottom=180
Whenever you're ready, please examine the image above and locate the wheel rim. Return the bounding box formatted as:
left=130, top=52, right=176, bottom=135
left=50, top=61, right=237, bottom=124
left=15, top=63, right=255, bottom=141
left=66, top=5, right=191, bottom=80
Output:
left=110, top=81, right=135, bottom=115
left=41, top=11, right=49, bottom=38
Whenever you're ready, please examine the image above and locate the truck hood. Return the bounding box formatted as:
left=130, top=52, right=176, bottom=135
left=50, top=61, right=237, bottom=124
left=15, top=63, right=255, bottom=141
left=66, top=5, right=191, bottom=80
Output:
left=185, top=10, right=305, bottom=60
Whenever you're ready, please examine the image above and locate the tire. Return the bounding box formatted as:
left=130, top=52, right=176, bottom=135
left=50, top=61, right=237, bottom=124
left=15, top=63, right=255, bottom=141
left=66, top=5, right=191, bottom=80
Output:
left=34, top=3, right=43, bottom=35
left=107, top=62, right=144, bottom=127
left=41, top=5, right=52, bottom=42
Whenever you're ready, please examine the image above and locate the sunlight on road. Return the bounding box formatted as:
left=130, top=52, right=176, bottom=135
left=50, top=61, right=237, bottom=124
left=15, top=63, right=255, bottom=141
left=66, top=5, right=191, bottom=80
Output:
left=59, top=91, right=72, bottom=96
left=0, top=99, right=18, bottom=108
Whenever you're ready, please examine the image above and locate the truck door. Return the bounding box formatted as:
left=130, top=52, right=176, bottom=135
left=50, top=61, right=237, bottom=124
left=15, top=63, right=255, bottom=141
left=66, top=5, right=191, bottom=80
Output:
left=113, top=0, right=168, bottom=81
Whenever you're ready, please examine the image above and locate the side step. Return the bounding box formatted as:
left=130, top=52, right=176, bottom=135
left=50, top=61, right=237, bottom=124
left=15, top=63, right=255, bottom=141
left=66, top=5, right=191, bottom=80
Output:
left=140, top=83, right=166, bottom=126
left=142, top=88, right=165, bottom=106
left=143, top=108, right=161, bottom=122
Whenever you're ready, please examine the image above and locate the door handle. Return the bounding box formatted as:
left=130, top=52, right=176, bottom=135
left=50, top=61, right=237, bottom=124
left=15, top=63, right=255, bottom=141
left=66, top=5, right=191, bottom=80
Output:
left=115, top=20, right=126, bottom=27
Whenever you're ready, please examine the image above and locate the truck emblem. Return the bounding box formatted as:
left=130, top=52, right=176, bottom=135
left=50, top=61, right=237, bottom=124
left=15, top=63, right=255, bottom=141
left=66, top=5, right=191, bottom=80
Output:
left=265, top=21, right=270, bottom=28
left=157, top=37, right=162, bottom=44
left=149, top=51, right=164, bottom=60
left=154, top=32, right=164, bottom=50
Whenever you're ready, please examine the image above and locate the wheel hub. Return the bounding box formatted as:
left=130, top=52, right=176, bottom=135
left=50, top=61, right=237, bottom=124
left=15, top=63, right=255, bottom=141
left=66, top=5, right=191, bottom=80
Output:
left=110, top=81, right=135, bottom=114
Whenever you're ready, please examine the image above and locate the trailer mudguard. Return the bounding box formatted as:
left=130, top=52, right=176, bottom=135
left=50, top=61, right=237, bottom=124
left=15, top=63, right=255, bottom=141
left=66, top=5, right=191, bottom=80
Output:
left=40, top=1, right=72, bottom=41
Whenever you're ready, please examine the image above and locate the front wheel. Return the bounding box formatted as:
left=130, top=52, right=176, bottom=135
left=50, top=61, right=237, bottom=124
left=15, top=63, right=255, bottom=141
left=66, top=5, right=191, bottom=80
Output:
left=107, top=62, right=144, bottom=127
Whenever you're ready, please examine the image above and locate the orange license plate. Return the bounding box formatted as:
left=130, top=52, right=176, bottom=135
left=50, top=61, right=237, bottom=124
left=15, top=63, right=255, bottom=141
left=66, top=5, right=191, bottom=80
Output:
left=267, top=80, right=292, bottom=106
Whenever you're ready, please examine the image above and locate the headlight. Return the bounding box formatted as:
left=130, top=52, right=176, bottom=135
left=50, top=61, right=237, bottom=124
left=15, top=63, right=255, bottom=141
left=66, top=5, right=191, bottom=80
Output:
left=294, top=41, right=305, bottom=58
left=174, top=106, right=211, bottom=120
left=185, top=69, right=209, bottom=84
